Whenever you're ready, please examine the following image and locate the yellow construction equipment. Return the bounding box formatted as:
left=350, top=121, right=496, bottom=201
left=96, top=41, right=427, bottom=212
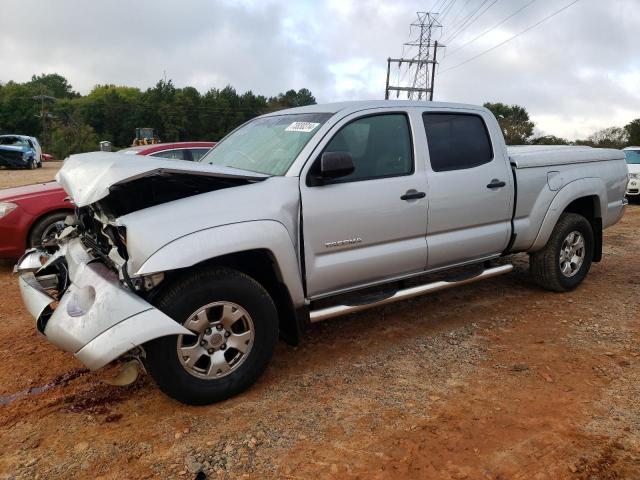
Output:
left=132, top=127, right=160, bottom=146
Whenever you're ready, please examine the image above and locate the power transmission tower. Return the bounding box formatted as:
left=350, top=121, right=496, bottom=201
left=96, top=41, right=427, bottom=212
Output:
left=385, top=12, right=444, bottom=101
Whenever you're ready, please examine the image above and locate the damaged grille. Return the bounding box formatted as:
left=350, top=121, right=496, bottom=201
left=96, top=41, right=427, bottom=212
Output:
left=76, top=207, right=127, bottom=271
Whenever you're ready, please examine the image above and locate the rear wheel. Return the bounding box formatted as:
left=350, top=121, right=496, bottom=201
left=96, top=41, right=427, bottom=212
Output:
left=529, top=213, right=594, bottom=292
left=145, top=267, right=279, bottom=405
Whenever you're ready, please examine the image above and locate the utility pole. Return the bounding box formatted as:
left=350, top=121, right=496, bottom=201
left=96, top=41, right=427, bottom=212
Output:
left=32, top=88, right=57, bottom=151
left=385, top=12, right=444, bottom=101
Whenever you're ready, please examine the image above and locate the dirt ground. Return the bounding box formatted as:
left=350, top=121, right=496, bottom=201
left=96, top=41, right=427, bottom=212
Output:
left=0, top=165, right=639, bottom=479
left=0, top=162, right=64, bottom=189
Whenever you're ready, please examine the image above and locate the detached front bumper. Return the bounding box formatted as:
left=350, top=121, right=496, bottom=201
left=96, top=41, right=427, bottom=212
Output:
left=16, top=238, right=192, bottom=370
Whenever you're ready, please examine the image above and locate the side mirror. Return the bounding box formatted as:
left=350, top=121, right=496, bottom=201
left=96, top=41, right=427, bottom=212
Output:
left=320, top=151, right=355, bottom=180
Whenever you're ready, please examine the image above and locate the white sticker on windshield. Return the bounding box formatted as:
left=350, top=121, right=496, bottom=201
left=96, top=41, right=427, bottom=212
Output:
left=285, top=121, right=320, bottom=133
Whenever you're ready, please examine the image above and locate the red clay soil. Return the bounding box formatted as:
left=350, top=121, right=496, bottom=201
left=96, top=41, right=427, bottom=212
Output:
left=0, top=165, right=638, bottom=479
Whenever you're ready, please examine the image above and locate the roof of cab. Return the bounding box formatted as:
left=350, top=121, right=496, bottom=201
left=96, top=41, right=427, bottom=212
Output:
left=262, top=100, right=487, bottom=117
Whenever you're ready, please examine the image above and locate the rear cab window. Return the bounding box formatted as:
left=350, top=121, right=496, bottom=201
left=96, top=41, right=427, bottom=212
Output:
left=422, top=113, right=493, bottom=172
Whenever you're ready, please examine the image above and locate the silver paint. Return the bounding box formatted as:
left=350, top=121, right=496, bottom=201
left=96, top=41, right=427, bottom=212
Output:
left=18, top=100, right=629, bottom=372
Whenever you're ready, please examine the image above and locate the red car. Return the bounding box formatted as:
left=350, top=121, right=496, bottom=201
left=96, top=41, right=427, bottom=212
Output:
left=0, top=142, right=215, bottom=259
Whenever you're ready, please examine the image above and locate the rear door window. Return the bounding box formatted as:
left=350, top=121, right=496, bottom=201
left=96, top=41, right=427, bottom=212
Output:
left=422, top=113, right=493, bottom=172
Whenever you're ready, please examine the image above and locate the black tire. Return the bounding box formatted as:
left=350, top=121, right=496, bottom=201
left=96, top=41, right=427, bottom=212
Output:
left=529, top=212, right=594, bottom=292
left=145, top=267, right=279, bottom=405
left=28, top=211, right=69, bottom=247
left=28, top=158, right=37, bottom=170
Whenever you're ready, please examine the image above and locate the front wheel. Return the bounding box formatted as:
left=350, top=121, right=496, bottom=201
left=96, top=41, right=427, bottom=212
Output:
left=145, top=267, right=279, bottom=405
left=529, top=212, right=594, bottom=292
left=28, top=211, right=69, bottom=248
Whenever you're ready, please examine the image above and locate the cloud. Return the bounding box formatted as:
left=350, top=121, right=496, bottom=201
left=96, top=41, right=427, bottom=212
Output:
left=0, top=0, right=638, bottom=139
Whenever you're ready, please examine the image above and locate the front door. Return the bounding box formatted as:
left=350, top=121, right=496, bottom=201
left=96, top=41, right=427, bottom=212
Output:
left=300, top=111, right=428, bottom=298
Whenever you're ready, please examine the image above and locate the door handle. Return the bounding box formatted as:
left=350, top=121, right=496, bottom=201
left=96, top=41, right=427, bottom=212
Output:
left=400, top=189, right=426, bottom=201
left=486, top=179, right=506, bottom=189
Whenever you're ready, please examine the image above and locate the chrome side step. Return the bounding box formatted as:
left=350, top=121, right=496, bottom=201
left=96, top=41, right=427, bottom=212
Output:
left=309, top=264, right=513, bottom=323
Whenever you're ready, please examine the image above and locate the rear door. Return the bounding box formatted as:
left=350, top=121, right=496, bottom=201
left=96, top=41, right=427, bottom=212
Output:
left=300, top=110, right=428, bottom=297
left=422, top=111, right=513, bottom=269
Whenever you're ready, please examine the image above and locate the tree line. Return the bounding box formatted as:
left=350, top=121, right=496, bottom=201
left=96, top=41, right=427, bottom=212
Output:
left=484, top=102, right=640, bottom=148
left=1, top=74, right=638, bottom=158
left=0, top=73, right=316, bottom=158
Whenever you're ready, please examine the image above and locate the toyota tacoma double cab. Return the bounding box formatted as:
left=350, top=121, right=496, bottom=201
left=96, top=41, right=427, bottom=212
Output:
left=16, top=101, right=629, bottom=405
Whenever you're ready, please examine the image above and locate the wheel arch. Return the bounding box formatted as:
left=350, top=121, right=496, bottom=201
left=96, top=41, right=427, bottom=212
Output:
left=135, top=221, right=307, bottom=345
left=563, top=195, right=603, bottom=261
left=530, top=178, right=605, bottom=257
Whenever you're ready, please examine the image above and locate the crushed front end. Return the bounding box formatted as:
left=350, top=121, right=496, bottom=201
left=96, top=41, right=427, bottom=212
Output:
left=15, top=209, right=192, bottom=370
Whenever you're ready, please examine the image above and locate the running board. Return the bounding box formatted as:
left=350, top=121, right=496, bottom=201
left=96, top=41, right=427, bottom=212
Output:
left=309, top=264, right=513, bottom=323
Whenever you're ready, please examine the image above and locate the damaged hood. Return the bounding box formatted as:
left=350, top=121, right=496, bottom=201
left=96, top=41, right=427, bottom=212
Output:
left=55, top=151, right=268, bottom=207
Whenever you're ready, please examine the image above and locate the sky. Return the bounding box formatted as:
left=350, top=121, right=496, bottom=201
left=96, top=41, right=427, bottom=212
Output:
left=0, top=0, right=638, bottom=140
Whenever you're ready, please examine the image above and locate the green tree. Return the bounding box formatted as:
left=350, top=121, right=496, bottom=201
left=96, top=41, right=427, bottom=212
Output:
left=0, top=81, right=41, bottom=135
left=530, top=135, right=569, bottom=145
left=28, top=73, right=78, bottom=98
left=625, top=119, right=640, bottom=146
left=586, top=126, right=628, bottom=149
left=0, top=72, right=317, bottom=153
left=268, top=88, right=317, bottom=110
left=50, top=108, right=98, bottom=159
left=79, top=84, right=143, bottom=146
left=483, top=102, right=534, bottom=145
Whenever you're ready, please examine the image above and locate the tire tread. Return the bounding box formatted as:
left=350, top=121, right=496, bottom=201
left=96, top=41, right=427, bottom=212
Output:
left=530, top=212, right=593, bottom=292
left=145, top=266, right=279, bottom=405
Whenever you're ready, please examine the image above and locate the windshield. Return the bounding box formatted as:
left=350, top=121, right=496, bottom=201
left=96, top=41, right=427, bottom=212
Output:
left=200, top=113, right=332, bottom=175
left=0, top=136, right=28, bottom=147
left=625, top=150, right=640, bottom=165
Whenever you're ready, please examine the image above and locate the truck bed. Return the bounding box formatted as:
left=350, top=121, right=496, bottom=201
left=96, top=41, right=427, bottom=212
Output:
left=508, top=145, right=624, bottom=168
left=508, top=145, right=628, bottom=254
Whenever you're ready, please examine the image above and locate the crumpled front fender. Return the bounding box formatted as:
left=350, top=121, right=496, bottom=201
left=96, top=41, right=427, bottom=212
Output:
left=135, top=220, right=305, bottom=307
left=16, top=239, right=193, bottom=370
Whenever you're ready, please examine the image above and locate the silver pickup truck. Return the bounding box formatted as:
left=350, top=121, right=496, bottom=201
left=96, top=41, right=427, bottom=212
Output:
left=16, top=101, right=628, bottom=404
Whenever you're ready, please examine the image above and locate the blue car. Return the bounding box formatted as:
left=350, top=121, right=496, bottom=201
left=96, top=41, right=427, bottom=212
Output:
left=0, top=134, right=43, bottom=169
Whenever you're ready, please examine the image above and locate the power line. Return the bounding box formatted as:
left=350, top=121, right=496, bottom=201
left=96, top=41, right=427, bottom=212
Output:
left=443, top=0, right=489, bottom=42
left=439, top=0, right=581, bottom=74
left=445, top=0, right=500, bottom=45
left=445, top=0, right=473, bottom=31
left=447, top=0, right=539, bottom=57
left=432, top=0, right=448, bottom=12
left=439, top=0, right=458, bottom=22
